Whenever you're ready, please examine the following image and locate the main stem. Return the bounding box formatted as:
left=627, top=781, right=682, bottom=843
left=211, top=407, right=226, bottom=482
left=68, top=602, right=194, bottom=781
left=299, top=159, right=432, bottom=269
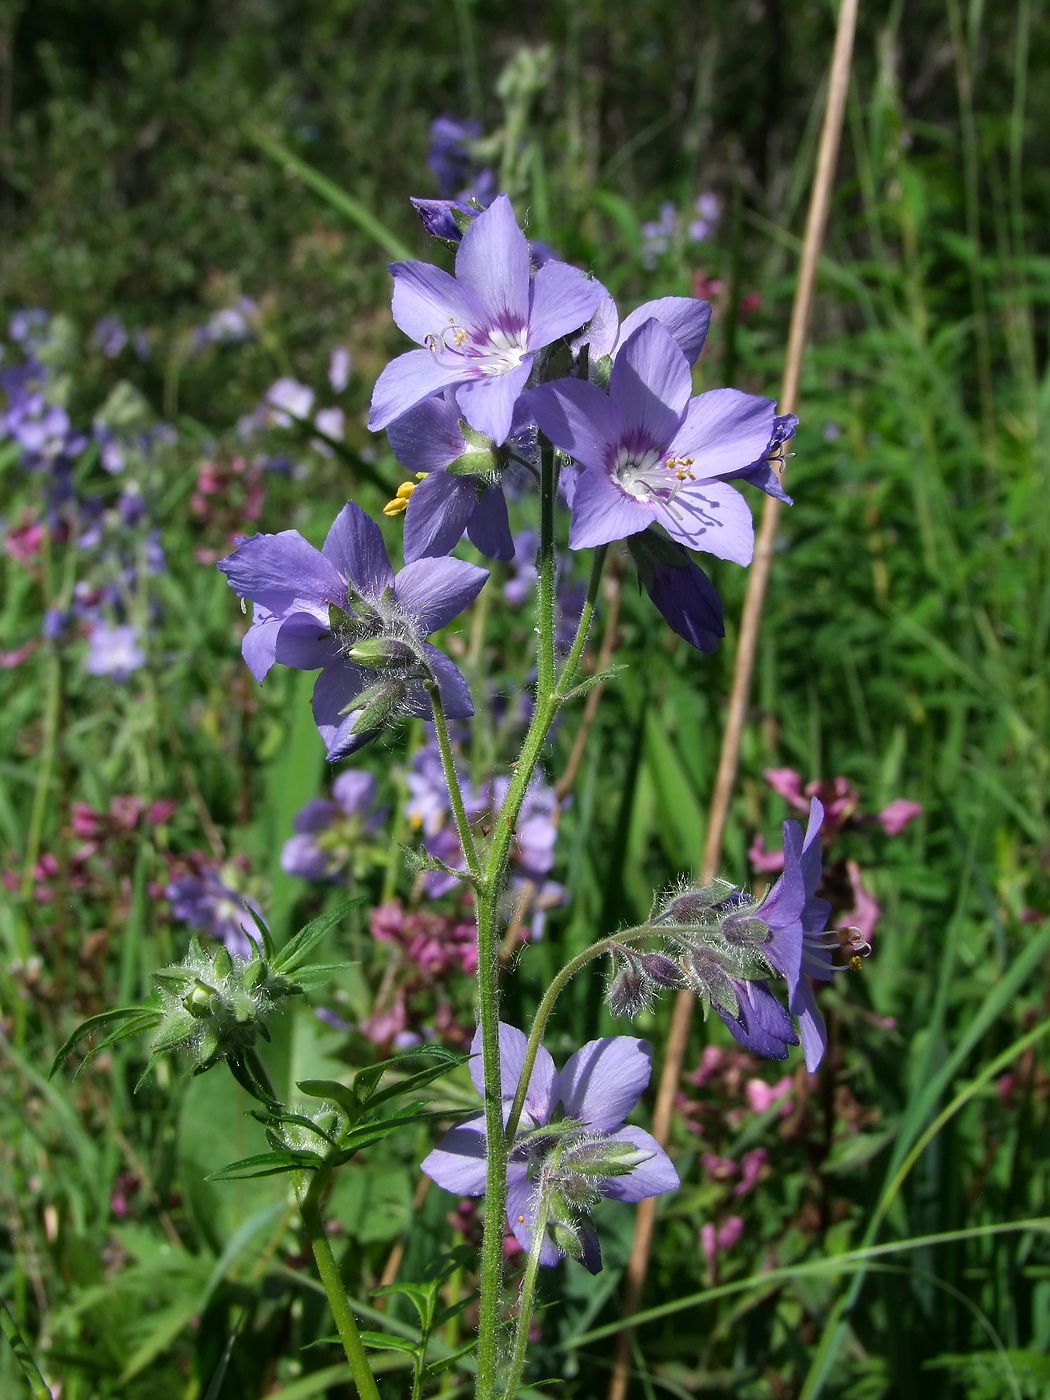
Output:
left=299, top=1170, right=381, bottom=1400
left=501, top=1187, right=554, bottom=1400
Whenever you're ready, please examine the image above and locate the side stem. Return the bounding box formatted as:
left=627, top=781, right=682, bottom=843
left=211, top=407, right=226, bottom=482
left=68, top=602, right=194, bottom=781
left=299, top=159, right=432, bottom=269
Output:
left=299, top=1170, right=382, bottom=1400
left=501, top=1188, right=554, bottom=1399
left=428, top=682, right=482, bottom=879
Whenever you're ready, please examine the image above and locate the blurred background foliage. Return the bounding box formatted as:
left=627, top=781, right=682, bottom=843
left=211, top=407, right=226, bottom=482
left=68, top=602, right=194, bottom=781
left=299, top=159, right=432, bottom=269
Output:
left=2, top=0, right=1050, bottom=1397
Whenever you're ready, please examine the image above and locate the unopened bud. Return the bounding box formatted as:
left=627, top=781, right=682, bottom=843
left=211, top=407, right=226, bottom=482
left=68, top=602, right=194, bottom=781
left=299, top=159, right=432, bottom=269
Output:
left=551, top=1220, right=584, bottom=1258
left=340, top=679, right=405, bottom=734
left=211, top=946, right=233, bottom=980
left=639, top=952, right=685, bottom=988
left=656, top=879, right=736, bottom=923
left=608, top=965, right=649, bottom=1019
left=347, top=637, right=418, bottom=670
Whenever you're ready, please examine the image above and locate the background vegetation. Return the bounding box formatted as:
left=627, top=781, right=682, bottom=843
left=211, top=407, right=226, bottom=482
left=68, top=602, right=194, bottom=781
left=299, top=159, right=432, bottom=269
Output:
left=1, top=0, right=1049, bottom=1396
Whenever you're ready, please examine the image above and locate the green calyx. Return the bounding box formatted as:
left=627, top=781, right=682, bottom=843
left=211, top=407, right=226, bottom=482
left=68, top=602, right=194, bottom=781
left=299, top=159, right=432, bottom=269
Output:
left=346, top=636, right=418, bottom=669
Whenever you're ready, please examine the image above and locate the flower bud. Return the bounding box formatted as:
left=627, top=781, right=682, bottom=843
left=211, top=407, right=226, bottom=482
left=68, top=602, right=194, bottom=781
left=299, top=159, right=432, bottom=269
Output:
left=654, top=878, right=736, bottom=924
left=347, top=637, right=418, bottom=670
left=639, top=952, right=685, bottom=988
left=607, top=965, right=649, bottom=1019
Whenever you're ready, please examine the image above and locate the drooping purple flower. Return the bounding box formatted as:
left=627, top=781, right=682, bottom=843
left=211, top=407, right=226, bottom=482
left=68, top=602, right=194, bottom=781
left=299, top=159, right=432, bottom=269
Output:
left=369, top=194, right=604, bottom=443
left=719, top=412, right=798, bottom=505
left=217, top=501, right=488, bottom=761
left=386, top=391, right=516, bottom=562
left=167, top=865, right=263, bottom=958
left=281, top=770, right=385, bottom=880
left=627, top=528, right=724, bottom=653
left=529, top=319, right=778, bottom=562
left=427, top=116, right=485, bottom=198
left=83, top=621, right=145, bottom=681
left=411, top=197, right=478, bottom=244
left=422, top=1023, right=678, bottom=1271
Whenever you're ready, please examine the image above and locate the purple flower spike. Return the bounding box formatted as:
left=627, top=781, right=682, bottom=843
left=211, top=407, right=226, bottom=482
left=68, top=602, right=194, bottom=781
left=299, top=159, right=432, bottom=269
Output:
left=369, top=194, right=603, bottom=444
left=218, top=502, right=488, bottom=761
left=281, top=770, right=385, bottom=880
left=422, top=1023, right=678, bottom=1271
left=529, top=319, right=777, bottom=562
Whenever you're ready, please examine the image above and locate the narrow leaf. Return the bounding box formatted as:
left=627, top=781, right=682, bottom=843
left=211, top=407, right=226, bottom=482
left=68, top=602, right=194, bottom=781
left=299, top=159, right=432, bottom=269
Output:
left=208, top=1149, right=323, bottom=1180
left=271, top=898, right=362, bottom=975
left=51, top=1006, right=161, bottom=1077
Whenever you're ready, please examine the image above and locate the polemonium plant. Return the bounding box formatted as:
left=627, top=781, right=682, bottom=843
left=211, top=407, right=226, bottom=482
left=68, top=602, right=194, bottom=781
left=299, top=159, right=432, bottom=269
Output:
left=54, top=191, right=855, bottom=1400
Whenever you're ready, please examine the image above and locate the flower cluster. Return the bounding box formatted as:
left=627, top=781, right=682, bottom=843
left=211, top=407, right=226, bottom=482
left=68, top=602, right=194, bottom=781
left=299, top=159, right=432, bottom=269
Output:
left=166, top=857, right=264, bottom=959
left=281, top=770, right=386, bottom=881
left=423, top=1023, right=678, bottom=1272
left=641, top=192, right=721, bottom=268
left=607, top=798, right=866, bottom=1071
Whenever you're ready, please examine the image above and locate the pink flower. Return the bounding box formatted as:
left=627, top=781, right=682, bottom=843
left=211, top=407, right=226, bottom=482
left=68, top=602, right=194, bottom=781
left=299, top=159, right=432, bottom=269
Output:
left=877, top=798, right=923, bottom=836
left=360, top=998, right=407, bottom=1045
left=745, top=1075, right=792, bottom=1115
left=733, top=1148, right=767, bottom=1198
left=0, top=640, right=37, bottom=669
left=701, top=1215, right=744, bottom=1271
left=839, top=858, right=879, bottom=942
left=747, top=832, right=785, bottom=872
left=700, top=1154, right=738, bottom=1182
left=763, top=767, right=807, bottom=810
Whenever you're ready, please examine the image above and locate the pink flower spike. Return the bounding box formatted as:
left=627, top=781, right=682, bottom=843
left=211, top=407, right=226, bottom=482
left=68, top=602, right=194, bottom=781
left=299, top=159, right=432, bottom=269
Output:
left=717, top=1215, right=745, bottom=1252
left=745, top=1075, right=792, bottom=1115
left=748, top=833, right=785, bottom=872
left=763, top=767, right=807, bottom=810
left=877, top=798, right=924, bottom=836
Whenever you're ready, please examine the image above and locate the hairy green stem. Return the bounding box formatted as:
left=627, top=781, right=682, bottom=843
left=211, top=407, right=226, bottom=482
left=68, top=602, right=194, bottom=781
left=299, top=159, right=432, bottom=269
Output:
left=501, top=1184, right=554, bottom=1399
left=1, top=1296, right=52, bottom=1399
left=299, top=1170, right=381, bottom=1400
left=556, top=544, right=608, bottom=697
left=504, top=927, right=653, bottom=1145
left=428, top=682, right=482, bottom=879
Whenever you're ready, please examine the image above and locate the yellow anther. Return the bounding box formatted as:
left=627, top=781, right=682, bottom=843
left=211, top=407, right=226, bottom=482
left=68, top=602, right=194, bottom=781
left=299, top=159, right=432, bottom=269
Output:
left=383, top=480, right=416, bottom=517
left=850, top=954, right=864, bottom=972
left=452, top=327, right=469, bottom=347
left=414, top=472, right=429, bottom=481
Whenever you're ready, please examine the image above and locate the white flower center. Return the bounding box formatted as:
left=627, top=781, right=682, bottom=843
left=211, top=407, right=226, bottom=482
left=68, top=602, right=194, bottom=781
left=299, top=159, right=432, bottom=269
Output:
left=424, top=318, right=528, bottom=378
left=613, top=445, right=697, bottom=503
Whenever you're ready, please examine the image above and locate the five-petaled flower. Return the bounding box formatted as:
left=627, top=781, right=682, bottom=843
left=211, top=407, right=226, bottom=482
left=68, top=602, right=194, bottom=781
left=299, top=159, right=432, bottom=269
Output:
left=369, top=194, right=603, bottom=444
left=217, top=501, right=488, bottom=761
left=422, top=1022, right=678, bottom=1272
left=529, top=318, right=780, bottom=561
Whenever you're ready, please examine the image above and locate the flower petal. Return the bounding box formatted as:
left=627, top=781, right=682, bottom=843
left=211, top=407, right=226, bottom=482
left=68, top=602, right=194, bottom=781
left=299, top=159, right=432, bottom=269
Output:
left=599, top=1126, right=680, bottom=1202
left=617, top=296, right=712, bottom=366
left=528, top=260, right=604, bottom=347
left=527, top=378, right=621, bottom=474
left=394, top=556, right=489, bottom=636
left=242, top=615, right=282, bottom=682
left=386, top=392, right=467, bottom=474
left=790, top=977, right=827, bottom=1072
left=505, top=1169, right=562, bottom=1265
left=311, top=660, right=375, bottom=762
left=801, top=797, right=831, bottom=931
left=322, top=501, right=395, bottom=596
left=218, top=531, right=345, bottom=619
left=559, top=1036, right=653, bottom=1133
left=368, top=349, right=466, bottom=432
left=455, top=358, right=532, bottom=444
left=717, top=980, right=798, bottom=1061
left=568, top=466, right=654, bottom=550
left=465, top=484, right=514, bottom=560
left=668, top=388, right=776, bottom=478
left=468, top=1022, right=559, bottom=1125
left=389, top=259, right=486, bottom=345
left=455, top=194, right=531, bottom=331
left=656, top=479, right=754, bottom=564
left=403, top=473, right=478, bottom=562
left=609, top=319, right=692, bottom=445
left=421, top=1112, right=489, bottom=1195
left=275, top=612, right=341, bottom=671
left=405, top=645, right=475, bottom=720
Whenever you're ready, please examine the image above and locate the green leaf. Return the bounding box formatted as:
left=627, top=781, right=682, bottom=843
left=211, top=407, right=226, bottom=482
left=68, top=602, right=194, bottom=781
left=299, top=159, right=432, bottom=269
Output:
left=424, top=1338, right=478, bottom=1378
left=353, top=1043, right=466, bottom=1103
left=248, top=1109, right=338, bottom=1146
left=271, top=898, right=363, bottom=976
left=207, top=1149, right=323, bottom=1180
left=334, top=1107, right=453, bottom=1160
left=297, top=1078, right=361, bottom=1123
left=358, top=1330, right=422, bottom=1357
left=371, top=1281, right=434, bottom=1330
left=243, top=903, right=276, bottom=960
left=364, top=1054, right=470, bottom=1111
left=50, top=1005, right=161, bottom=1078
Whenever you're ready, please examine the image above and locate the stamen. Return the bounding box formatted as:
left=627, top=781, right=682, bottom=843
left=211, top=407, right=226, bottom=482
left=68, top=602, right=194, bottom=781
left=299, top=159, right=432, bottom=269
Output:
left=382, top=481, right=416, bottom=517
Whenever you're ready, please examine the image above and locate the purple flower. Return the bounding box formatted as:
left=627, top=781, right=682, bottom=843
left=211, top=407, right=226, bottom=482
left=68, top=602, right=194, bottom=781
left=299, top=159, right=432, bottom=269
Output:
left=573, top=292, right=712, bottom=373
left=202, top=298, right=258, bottom=346
left=529, top=319, right=777, bottom=562
left=688, top=192, right=721, bottom=243
left=92, top=316, right=128, bottom=358
left=167, top=865, right=263, bottom=957
left=750, top=797, right=834, bottom=1070
left=411, top=197, right=478, bottom=244
left=503, top=529, right=538, bottom=605
left=422, top=1023, right=678, bottom=1271
left=627, top=529, right=724, bottom=653
left=281, top=770, right=385, bottom=880
left=328, top=346, right=353, bottom=393
left=83, top=621, right=145, bottom=681
left=9, top=309, right=48, bottom=347
left=386, top=390, right=519, bottom=562
left=427, top=116, right=484, bottom=198
left=369, top=194, right=604, bottom=443
left=264, top=378, right=315, bottom=426
left=405, top=735, right=455, bottom=838
left=641, top=202, right=677, bottom=268
left=217, top=501, right=488, bottom=761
